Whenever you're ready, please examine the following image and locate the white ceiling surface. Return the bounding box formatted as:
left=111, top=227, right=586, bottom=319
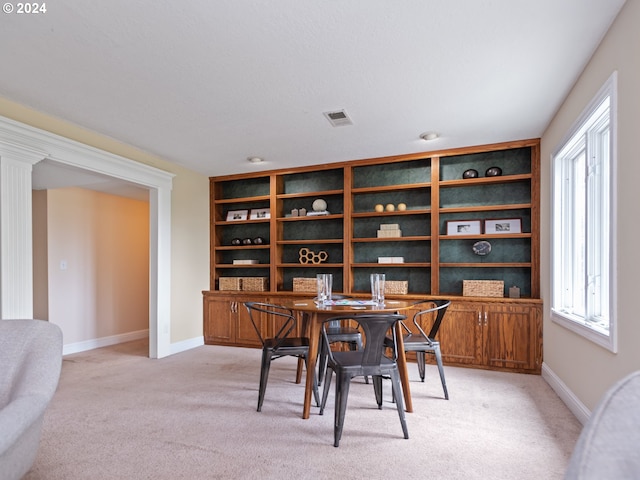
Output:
left=1, top=1, right=627, bottom=195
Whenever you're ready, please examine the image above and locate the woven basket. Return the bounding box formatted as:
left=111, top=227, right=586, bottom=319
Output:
left=219, top=277, right=241, bottom=291
left=241, top=277, right=268, bottom=291
left=463, top=280, right=504, bottom=297
left=293, top=277, right=317, bottom=293
left=384, top=280, right=408, bottom=295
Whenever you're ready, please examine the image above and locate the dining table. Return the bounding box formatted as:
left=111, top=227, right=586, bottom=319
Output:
left=281, top=297, right=418, bottom=419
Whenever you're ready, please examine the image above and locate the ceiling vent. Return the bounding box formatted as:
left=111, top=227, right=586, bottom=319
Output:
left=323, top=109, right=353, bottom=127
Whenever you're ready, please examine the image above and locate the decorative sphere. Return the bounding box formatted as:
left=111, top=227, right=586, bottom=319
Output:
left=231, top=238, right=242, bottom=246
left=397, top=203, right=407, bottom=211
left=242, top=238, right=252, bottom=245
left=312, top=198, right=327, bottom=212
left=463, top=169, right=479, bottom=179
left=374, top=204, right=384, bottom=213
left=385, top=204, right=395, bottom=212
left=253, top=237, right=266, bottom=245
left=485, top=166, right=503, bottom=177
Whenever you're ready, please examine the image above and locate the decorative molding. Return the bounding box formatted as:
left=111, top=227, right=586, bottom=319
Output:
left=0, top=115, right=175, bottom=189
left=0, top=156, right=37, bottom=318
left=0, top=114, right=174, bottom=358
left=541, top=362, right=590, bottom=425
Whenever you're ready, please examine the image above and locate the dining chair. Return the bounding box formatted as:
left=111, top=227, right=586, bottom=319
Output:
left=393, top=299, right=451, bottom=399
left=319, top=313, right=409, bottom=447
left=318, top=319, right=367, bottom=386
left=244, top=302, right=320, bottom=412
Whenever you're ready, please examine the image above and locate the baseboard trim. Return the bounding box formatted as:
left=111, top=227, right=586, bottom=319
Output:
left=170, top=335, right=204, bottom=355
left=63, top=330, right=205, bottom=357
left=541, top=362, right=590, bottom=425
left=63, top=329, right=149, bottom=356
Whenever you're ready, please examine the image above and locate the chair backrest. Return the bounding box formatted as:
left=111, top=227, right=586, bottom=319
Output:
left=322, top=314, right=406, bottom=366
left=243, top=302, right=297, bottom=348
left=411, top=299, right=451, bottom=341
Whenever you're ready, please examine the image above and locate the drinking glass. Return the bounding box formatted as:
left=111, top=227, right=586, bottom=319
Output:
left=316, top=273, right=333, bottom=305
left=370, top=273, right=385, bottom=305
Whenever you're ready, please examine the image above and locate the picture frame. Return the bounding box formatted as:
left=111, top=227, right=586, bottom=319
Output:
left=249, top=207, right=271, bottom=220
left=446, top=219, right=482, bottom=236
left=226, top=209, right=249, bottom=221
left=485, top=218, right=522, bottom=234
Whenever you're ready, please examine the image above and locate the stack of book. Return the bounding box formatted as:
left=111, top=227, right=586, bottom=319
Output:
left=376, top=223, right=402, bottom=238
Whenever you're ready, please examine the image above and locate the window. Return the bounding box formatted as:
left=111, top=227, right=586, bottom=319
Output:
left=551, top=72, right=617, bottom=352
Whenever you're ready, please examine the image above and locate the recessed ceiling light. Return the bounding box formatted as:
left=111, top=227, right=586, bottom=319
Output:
left=247, top=157, right=264, bottom=164
left=420, top=132, right=439, bottom=141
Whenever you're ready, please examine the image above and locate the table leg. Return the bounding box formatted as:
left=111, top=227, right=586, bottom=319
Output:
left=395, top=321, right=413, bottom=413
left=302, top=313, right=319, bottom=419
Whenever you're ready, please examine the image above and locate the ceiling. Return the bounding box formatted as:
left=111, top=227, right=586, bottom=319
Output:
left=0, top=0, right=627, bottom=195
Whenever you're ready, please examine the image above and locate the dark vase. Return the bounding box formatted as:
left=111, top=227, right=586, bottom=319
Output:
left=462, top=169, right=479, bottom=179
left=485, top=166, right=503, bottom=177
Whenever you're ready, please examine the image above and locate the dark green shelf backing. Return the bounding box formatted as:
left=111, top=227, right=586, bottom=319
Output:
left=281, top=244, right=343, bottom=264
left=352, top=267, right=430, bottom=295
left=353, top=158, right=431, bottom=188
left=220, top=223, right=270, bottom=246
left=440, top=238, right=531, bottom=263
left=440, top=181, right=531, bottom=208
left=218, top=178, right=270, bottom=199
left=217, top=267, right=270, bottom=279
left=282, top=268, right=343, bottom=292
left=282, top=219, right=343, bottom=241
left=218, top=250, right=270, bottom=265
left=281, top=195, right=343, bottom=216
left=352, top=189, right=430, bottom=213
left=439, top=267, right=531, bottom=297
left=281, top=168, right=343, bottom=194
left=439, top=147, right=531, bottom=181
left=353, top=215, right=431, bottom=238
left=353, top=241, right=430, bottom=263
left=439, top=209, right=531, bottom=235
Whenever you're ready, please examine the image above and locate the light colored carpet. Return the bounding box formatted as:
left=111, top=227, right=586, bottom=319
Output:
left=25, top=340, right=581, bottom=479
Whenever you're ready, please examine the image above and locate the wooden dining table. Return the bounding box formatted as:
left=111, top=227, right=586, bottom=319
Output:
left=281, top=298, right=418, bottom=419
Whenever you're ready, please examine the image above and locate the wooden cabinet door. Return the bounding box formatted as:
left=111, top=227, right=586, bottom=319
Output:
left=205, top=296, right=235, bottom=345
left=438, top=301, right=483, bottom=365
left=236, top=298, right=265, bottom=347
left=482, top=303, right=541, bottom=372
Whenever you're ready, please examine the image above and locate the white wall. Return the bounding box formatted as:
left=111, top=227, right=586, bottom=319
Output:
left=541, top=0, right=640, bottom=412
left=44, top=188, right=149, bottom=345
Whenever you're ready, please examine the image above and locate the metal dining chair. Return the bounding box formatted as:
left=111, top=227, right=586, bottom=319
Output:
left=319, top=313, right=409, bottom=447
left=244, top=302, right=320, bottom=412
left=394, top=299, right=452, bottom=399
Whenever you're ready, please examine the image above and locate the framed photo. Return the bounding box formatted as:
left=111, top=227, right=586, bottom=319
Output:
left=485, top=218, right=522, bottom=234
left=249, top=208, right=271, bottom=220
left=226, top=209, right=248, bottom=221
left=446, top=220, right=482, bottom=236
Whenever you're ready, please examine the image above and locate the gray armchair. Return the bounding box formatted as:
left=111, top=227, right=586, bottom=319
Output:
left=565, top=370, right=640, bottom=479
left=0, top=319, right=63, bottom=480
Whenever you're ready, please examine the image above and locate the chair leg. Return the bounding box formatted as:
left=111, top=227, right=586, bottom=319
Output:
left=390, top=369, right=409, bottom=439
left=317, top=340, right=328, bottom=386
left=257, top=349, right=272, bottom=412
left=334, top=372, right=351, bottom=447
left=320, top=367, right=333, bottom=415
left=434, top=346, right=449, bottom=400
left=416, top=351, right=426, bottom=382
left=353, top=338, right=369, bottom=385
left=304, top=355, right=321, bottom=407
left=373, top=375, right=384, bottom=409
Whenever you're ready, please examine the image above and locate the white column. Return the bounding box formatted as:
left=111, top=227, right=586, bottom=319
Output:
left=0, top=146, right=43, bottom=319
